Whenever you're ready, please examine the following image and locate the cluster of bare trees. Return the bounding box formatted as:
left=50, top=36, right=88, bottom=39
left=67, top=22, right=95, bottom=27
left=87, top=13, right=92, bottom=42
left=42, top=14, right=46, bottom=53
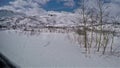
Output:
left=79, top=0, right=111, bottom=26
left=77, top=0, right=120, bottom=55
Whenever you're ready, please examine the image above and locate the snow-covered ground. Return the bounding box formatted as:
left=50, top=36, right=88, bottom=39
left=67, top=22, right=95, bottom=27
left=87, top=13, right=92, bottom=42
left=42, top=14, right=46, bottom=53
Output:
left=0, top=30, right=120, bottom=68
left=0, top=9, right=120, bottom=68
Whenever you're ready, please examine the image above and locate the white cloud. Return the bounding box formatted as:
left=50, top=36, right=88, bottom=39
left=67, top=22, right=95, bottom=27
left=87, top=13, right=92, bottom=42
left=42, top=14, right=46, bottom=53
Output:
left=111, top=0, right=120, bottom=3
left=0, top=0, right=50, bottom=16
left=31, top=0, right=50, bottom=5
left=74, top=0, right=120, bottom=17
left=64, top=0, right=75, bottom=7
left=107, top=2, right=120, bottom=16
left=1, top=0, right=119, bottom=17
left=57, top=0, right=75, bottom=7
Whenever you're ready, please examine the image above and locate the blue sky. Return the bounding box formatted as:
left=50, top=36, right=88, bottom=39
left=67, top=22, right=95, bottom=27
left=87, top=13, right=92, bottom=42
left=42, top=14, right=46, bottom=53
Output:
left=0, top=0, right=12, bottom=6
left=0, top=0, right=80, bottom=12
left=42, top=0, right=79, bottom=12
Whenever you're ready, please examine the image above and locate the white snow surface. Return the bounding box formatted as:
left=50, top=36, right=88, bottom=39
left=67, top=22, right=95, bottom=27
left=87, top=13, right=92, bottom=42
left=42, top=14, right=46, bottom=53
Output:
left=0, top=30, right=120, bottom=68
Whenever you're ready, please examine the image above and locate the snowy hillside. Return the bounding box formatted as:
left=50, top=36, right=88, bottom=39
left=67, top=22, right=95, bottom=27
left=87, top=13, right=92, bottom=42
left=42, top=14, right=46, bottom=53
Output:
left=0, top=9, right=25, bottom=18
left=0, top=9, right=120, bottom=32
left=0, top=9, right=82, bottom=29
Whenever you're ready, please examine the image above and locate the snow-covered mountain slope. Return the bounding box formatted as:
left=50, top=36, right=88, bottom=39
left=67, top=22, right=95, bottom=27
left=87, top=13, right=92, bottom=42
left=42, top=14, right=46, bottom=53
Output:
left=0, top=9, right=25, bottom=18
left=0, top=10, right=82, bottom=29
left=0, top=9, right=120, bottom=33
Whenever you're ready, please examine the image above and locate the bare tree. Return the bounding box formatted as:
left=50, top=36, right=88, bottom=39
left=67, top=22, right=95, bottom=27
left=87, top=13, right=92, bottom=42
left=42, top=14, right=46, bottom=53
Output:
left=95, top=0, right=108, bottom=52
